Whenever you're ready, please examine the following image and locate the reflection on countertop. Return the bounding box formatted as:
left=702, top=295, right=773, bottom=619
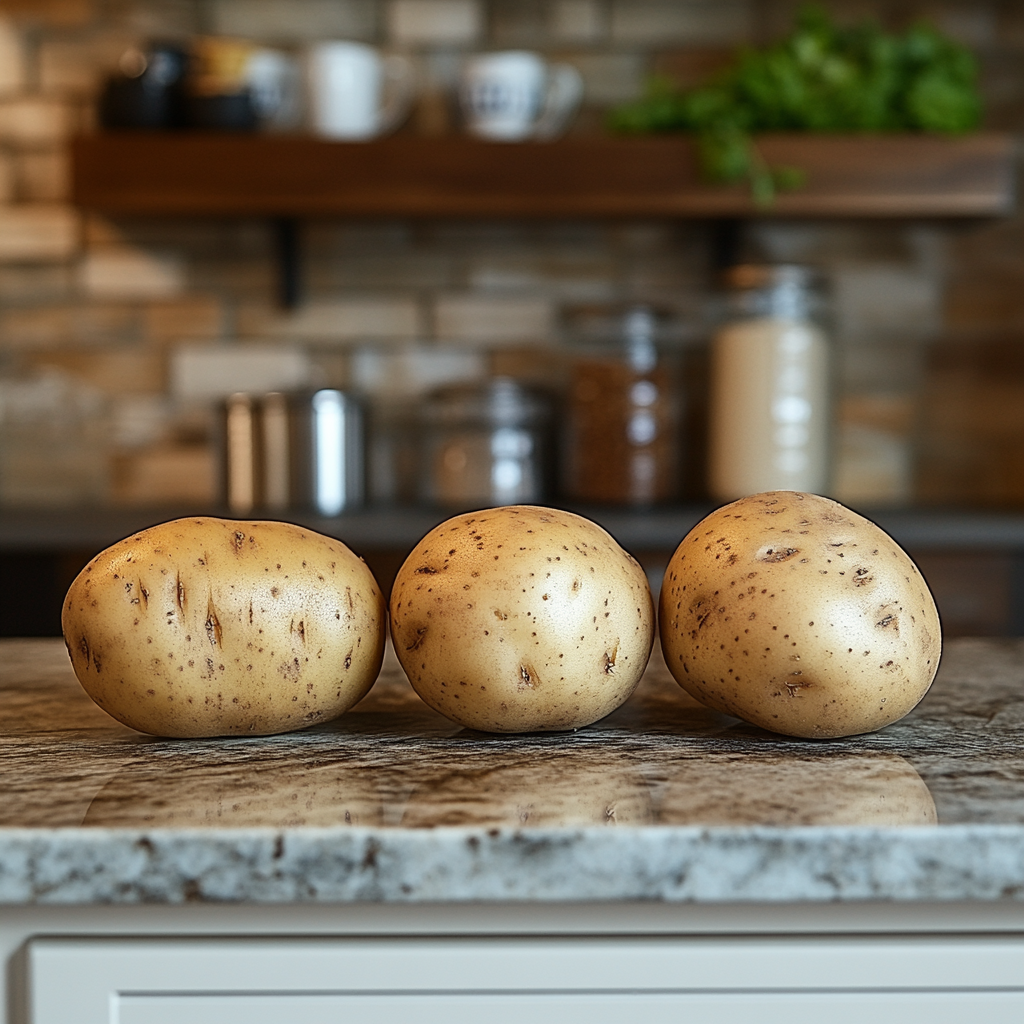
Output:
left=4, top=636, right=1020, bottom=830
left=3, top=636, right=1024, bottom=905
left=76, top=746, right=938, bottom=830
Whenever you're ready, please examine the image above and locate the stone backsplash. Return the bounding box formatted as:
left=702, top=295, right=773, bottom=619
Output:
left=0, top=0, right=1022, bottom=508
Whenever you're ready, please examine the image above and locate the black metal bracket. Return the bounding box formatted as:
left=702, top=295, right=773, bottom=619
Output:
left=272, top=217, right=301, bottom=309
left=711, top=217, right=743, bottom=273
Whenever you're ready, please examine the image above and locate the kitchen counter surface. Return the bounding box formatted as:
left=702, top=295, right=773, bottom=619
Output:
left=3, top=637, right=1024, bottom=906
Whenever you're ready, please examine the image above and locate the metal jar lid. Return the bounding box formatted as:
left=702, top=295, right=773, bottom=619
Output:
left=421, top=377, right=550, bottom=428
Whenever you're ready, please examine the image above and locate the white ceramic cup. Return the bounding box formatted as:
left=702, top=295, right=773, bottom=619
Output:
left=247, top=49, right=302, bottom=131
left=307, top=41, right=415, bottom=140
left=460, top=50, right=583, bottom=141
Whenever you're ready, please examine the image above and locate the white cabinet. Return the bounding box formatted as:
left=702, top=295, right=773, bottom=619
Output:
left=29, top=935, right=1024, bottom=1024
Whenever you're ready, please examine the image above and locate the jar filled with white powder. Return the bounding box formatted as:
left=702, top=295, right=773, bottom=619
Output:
left=709, top=265, right=832, bottom=500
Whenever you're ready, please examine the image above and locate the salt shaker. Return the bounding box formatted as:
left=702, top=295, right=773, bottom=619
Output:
left=708, top=265, right=831, bottom=500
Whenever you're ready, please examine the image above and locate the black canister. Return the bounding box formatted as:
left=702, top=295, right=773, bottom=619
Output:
left=98, top=43, right=188, bottom=129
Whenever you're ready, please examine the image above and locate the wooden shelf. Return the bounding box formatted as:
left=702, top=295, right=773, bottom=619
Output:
left=71, top=132, right=1016, bottom=219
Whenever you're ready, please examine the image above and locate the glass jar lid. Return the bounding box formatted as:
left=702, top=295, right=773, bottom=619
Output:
left=421, top=377, right=550, bottom=428
left=722, top=263, right=828, bottom=322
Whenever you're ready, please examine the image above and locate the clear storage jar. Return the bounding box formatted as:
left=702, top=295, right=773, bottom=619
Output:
left=563, top=305, right=681, bottom=506
left=420, top=377, right=551, bottom=509
left=708, top=265, right=832, bottom=501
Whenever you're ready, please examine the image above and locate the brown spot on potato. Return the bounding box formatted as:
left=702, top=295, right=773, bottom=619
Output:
left=757, top=546, right=799, bottom=563
left=205, top=602, right=223, bottom=648
left=603, top=643, right=619, bottom=674
left=406, top=626, right=428, bottom=651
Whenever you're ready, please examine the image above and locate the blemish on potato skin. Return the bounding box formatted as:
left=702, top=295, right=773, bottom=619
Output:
left=205, top=603, right=223, bottom=648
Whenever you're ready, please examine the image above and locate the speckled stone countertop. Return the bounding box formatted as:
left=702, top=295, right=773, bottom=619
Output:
left=2, top=637, right=1024, bottom=905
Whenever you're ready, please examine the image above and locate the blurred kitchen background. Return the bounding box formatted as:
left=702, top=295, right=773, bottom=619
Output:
left=1, top=0, right=1023, bottom=637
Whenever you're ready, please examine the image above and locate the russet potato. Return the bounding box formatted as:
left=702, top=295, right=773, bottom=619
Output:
left=62, top=517, right=385, bottom=737
left=390, top=505, right=655, bottom=733
left=659, top=491, right=941, bottom=738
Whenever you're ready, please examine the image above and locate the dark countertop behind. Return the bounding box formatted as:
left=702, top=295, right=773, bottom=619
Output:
left=4, top=504, right=1024, bottom=554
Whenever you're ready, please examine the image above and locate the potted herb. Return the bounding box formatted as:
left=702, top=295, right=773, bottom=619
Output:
left=609, top=4, right=982, bottom=205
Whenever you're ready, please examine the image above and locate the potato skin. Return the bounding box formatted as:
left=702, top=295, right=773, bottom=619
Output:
left=390, top=505, right=655, bottom=733
left=62, top=518, right=385, bottom=737
left=659, top=491, right=941, bottom=739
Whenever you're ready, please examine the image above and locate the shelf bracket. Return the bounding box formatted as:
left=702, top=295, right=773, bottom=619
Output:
left=272, top=217, right=301, bottom=310
left=711, top=218, right=743, bottom=272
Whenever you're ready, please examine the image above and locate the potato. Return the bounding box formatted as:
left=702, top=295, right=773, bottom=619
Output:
left=62, top=517, right=385, bottom=737
left=390, top=505, right=655, bottom=732
left=659, top=491, right=941, bottom=738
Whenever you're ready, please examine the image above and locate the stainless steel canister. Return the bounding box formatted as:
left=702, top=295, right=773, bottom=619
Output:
left=222, top=389, right=364, bottom=515
left=419, top=377, right=551, bottom=508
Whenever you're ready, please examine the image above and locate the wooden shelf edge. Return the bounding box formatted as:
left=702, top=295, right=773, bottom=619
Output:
left=72, top=132, right=1017, bottom=219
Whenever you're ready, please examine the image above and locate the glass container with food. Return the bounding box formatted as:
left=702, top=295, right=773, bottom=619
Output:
left=563, top=305, right=682, bottom=506
left=708, top=264, right=832, bottom=501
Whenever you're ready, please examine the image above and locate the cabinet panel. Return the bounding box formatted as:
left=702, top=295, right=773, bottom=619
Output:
left=29, top=936, right=1024, bottom=1024
left=119, top=991, right=1024, bottom=1024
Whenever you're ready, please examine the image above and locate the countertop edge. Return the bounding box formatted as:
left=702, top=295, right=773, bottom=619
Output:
left=4, top=824, right=1024, bottom=906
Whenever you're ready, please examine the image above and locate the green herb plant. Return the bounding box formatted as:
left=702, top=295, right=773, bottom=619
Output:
left=609, top=4, right=982, bottom=205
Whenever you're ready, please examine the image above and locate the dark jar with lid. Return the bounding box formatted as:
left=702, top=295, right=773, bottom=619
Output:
left=562, top=305, right=682, bottom=506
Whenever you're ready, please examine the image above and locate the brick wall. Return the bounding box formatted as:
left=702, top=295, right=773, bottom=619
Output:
left=0, top=0, right=1021, bottom=507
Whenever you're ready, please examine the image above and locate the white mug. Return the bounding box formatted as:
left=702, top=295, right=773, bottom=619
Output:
left=307, top=41, right=415, bottom=140
left=460, top=51, right=583, bottom=141
left=247, top=48, right=302, bottom=131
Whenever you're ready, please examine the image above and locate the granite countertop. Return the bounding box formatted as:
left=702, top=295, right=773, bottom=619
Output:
left=2, top=637, right=1024, bottom=905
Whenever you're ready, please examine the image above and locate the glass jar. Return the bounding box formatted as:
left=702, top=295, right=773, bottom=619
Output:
left=420, top=377, right=551, bottom=508
left=563, top=305, right=681, bottom=506
left=708, top=265, right=831, bottom=501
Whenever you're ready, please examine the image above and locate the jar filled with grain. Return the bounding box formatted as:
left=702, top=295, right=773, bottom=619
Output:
left=708, top=264, right=832, bottom=501
left=562, top=305, right=683, bottom=506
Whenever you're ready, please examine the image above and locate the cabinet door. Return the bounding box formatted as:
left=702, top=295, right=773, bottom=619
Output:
left=28, top=935, right=1024, bottom=1024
